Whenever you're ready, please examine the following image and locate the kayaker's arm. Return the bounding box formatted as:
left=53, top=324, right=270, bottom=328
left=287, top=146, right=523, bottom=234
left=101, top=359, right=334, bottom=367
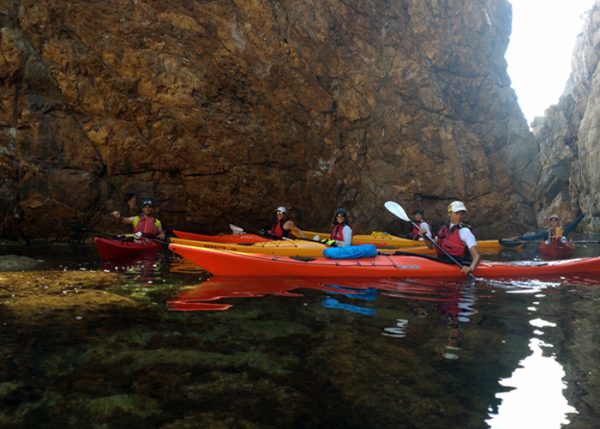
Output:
left=463, top=245, right=480, bottom=275
left=285, top=220, right=305, bottom=239
left=111, top=211, right=135, bottom=225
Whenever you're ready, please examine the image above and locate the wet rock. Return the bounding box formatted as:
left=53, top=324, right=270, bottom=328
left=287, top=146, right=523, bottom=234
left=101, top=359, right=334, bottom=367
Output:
left=0, top=255, right=41, bottom=271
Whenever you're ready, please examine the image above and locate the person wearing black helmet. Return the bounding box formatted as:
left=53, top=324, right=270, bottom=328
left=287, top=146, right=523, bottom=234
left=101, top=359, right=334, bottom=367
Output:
left=329, top=208, right=353, bottom=246
left=410, top=208, right=431, bottom=241
left=111, top=198, right=165, bottom=240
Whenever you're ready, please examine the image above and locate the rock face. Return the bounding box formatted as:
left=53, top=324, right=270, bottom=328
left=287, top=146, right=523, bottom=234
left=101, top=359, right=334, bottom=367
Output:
left=0, top=0, right=539, bottom=240
left=532, top=1, right=600, bottom=229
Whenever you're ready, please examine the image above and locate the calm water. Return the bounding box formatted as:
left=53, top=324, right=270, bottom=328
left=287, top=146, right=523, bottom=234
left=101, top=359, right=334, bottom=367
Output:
left=1, top=238, right=599, bottom=428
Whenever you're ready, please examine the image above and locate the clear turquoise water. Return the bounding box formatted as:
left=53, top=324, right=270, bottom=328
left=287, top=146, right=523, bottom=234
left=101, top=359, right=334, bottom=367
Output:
left=0, top=239, right=599, bottom=428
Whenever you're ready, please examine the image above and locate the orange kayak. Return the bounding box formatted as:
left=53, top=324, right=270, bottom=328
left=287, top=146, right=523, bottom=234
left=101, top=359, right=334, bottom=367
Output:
left=168, top=243, right=600, bottom=279
left=539, top=239, right=575, bottom=260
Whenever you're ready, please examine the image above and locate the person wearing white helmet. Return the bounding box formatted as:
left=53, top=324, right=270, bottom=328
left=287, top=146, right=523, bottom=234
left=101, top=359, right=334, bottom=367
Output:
left=267, top=206, right=305, bottom=239
left=422, top=201, right=480, bottom=274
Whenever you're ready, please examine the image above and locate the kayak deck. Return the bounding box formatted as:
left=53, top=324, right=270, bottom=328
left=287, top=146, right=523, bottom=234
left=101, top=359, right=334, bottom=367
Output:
left=95, top=237, right=163, bottom=260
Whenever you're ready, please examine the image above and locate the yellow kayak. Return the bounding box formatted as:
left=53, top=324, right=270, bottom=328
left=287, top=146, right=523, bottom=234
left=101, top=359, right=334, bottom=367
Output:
left=298, top=230, right=421, bottom=247
left=170, top=237, right=329, bottom=257
left=170, top=237, right=439, bottom=258
left=296, top=230, right=521, bottom=251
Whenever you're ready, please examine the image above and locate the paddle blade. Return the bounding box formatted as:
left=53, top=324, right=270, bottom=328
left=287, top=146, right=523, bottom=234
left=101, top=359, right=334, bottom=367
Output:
left=384, top=201, right=410, bottom=222
left=229, top=224, right=244, bottom=234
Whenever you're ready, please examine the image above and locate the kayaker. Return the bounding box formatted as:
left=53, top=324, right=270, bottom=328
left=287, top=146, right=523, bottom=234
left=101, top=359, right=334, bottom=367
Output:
left=545, top=214, right=567, bottom=244
left=422, top=201, right=480, bottom=275
left=268, top=206, right=305, bottom=239
left=111, top=199, right=166, bottom=240
left=410, top=208, right=431, bottom=240
left=329, top=208, right=353, bottom=246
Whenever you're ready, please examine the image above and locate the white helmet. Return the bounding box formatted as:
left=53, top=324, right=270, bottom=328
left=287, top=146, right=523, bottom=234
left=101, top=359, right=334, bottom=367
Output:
left=448, top=201, right=467, bottom=213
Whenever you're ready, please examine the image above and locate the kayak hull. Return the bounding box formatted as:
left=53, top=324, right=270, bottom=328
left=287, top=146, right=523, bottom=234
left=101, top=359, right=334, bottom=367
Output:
left=169, top=243, right=600, bottom=279
left=95, top=237, right=163, bottom=260
left=539, top=240, right=575, bottom=260
left=172, top=229, right=269, bottom=244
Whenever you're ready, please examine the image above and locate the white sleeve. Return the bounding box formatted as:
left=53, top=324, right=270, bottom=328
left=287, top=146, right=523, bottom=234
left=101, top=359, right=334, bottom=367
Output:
left=339, top=225, right=353, bottom=246
left=420, top=221, right=432, bottom=239
left=458, top=227, right=477, bottom=249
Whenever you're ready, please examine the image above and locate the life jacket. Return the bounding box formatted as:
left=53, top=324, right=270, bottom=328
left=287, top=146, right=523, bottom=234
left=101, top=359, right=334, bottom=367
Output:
left=269, top=220, right=290, bottom=238
left=133, top=215, right=161, bottom=238
left=436, top=223, right=471, bottom=260
left=410, top=219, right=428, bottom=240
left=549, top=226, right=564, bottom=240
left=330, top=223, right=353, bottom=241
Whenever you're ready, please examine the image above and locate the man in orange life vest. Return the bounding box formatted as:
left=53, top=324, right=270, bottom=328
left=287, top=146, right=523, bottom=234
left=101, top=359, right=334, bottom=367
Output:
left=111, top=199, right=165, bottom=240
left=421, top=201, right=480, bottom=275
left=268, top=206, right=304, bottom=239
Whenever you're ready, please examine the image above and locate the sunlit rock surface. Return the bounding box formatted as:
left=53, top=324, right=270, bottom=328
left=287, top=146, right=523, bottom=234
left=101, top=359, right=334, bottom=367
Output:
left=0, top=0, right=538, bottom=239
left=531, top=2, right=600, bottom=228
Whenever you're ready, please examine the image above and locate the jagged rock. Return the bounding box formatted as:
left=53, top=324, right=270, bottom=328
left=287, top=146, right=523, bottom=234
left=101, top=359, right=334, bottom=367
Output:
left=532, top=2, right=600, bottom=229
left=0, top=0, right=539, bottom=240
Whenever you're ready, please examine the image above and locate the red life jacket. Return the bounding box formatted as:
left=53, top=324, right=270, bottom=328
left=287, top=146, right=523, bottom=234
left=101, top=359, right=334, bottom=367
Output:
left=330, top=223, right=353, bottom=241
left=133, top=215, right=161, bottom=238
left=269, top=220, right=290, bottom=238
left=436, top=223, right=470, bottom=259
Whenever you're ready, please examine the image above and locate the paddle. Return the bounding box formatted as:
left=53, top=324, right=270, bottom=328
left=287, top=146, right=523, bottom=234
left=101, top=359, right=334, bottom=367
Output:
left=498, top=238, right=526, bottom=248
left=384, top=201, right=476, bottom=280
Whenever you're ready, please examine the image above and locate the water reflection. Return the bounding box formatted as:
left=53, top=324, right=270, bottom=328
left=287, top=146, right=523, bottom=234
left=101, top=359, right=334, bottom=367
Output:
left=486, top=288, right=578, bottom=429
left=487, top=336, right=577, bottom=428
left=168, top=276, right=485, bottom=361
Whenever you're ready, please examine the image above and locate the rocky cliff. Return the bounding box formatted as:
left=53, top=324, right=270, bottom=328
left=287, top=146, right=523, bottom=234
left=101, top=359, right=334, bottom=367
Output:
left=0, top=0, right=538, bottom=240
left=531, top=1, right=600, bottom=229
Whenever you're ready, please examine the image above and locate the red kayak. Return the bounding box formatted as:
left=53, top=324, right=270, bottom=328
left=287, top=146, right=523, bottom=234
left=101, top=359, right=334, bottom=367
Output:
left=172, top=229, right=269, bottom=244
left=95, top=237, right=163, bottom=260
left=539, top=239, right=575, bottom=260
left=168, top=243, right=600, bottom=279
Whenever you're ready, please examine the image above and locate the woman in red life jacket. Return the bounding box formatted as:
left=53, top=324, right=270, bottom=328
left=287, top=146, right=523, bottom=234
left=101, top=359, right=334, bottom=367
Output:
left=410, top=208, right=431, bottom=240
left=329, top=208, right=353, bottom=246
left=422, top=201, right=480, bottom=275
left=111, top=199, right=165, bottom=240
left=268, top=206, right=304, bottom=239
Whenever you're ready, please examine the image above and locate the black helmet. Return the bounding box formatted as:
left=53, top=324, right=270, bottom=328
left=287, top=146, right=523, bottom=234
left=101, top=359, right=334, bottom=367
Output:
left=414, top=208, right=424, bottom=216
left=142, top=199, right=154, bottom=207
left=335, top=207, right=347, bottom=216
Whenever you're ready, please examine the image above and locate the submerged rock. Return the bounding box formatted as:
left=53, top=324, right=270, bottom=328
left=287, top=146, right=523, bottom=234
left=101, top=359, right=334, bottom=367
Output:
left=0, top=255, right=41, bottom=271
